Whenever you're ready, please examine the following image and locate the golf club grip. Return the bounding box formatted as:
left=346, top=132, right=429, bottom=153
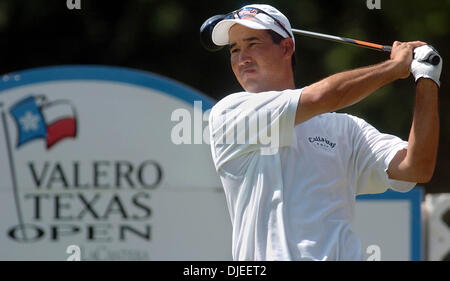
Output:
left=376, top=45, right=440, bottom=66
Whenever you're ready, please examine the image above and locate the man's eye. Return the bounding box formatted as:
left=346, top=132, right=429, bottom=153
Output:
left=230, top=48, right=239, bottom=54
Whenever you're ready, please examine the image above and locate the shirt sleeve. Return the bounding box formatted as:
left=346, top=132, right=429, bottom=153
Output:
left=209, top=88, right=303, bottom=171
left=348, top=115, right=417, bottom=195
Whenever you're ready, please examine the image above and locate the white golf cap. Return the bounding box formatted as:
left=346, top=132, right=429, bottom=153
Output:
left=211, top=4, right=295, bottom=48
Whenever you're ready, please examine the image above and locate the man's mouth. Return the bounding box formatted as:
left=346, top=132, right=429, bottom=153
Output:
left=241, top=67, right=256, bottom=75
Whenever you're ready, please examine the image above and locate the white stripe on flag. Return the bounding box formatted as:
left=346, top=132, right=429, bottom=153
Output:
left=42, top=103, right=74, bottom=124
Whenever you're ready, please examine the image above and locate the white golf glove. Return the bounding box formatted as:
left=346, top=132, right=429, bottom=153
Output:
left=411, top=45, right=442, bottom=87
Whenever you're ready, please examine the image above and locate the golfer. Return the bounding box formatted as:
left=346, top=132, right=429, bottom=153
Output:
left=208, top=4, right=441, bottom=260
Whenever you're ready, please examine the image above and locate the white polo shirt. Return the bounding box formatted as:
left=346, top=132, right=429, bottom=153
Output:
left=208, top=88, right=416, bottom=261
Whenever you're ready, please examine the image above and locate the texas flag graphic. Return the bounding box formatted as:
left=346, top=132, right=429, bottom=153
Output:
left=9, top=95, right=77, bottom=149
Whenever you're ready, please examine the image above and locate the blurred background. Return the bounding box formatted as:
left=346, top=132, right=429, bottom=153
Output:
left=0, top=0, right=448, bottom=191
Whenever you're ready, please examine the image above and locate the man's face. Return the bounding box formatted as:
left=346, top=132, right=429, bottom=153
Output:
left=229, top=24, right=292, bottom=93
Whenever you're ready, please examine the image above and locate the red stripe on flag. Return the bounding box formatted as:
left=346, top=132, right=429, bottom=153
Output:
left=46, top=118, right=76, bottom=148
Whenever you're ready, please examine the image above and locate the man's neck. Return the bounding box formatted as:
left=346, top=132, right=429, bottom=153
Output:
left=247, top=80, right=296, bottom=93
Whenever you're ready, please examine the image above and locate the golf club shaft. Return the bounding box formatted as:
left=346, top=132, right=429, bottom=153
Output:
left=291, top=28, right=442, bottom=65
left=291, top=28, right=392, bottom=52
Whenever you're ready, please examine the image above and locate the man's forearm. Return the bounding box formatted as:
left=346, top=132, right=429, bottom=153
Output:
left=406, top=79, right=439, bottom=181
left=387, top=79, right=439, bottom=182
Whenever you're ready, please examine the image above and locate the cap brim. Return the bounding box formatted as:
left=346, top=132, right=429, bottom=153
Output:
left=211, top=19, right=268, bottom=46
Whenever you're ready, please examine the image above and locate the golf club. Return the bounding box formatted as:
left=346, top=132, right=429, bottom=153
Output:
left=200, top=15, right=441, bottom=65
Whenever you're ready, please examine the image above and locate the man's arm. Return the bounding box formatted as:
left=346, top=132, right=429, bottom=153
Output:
left=387, top=78, right=439, bottom=183
left=295, top=41, right=426, bottom=125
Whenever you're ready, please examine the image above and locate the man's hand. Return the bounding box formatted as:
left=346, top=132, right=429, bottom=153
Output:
left=411, top=45, right=442, bottom=87
left=390, top=41, right=427, bottom=79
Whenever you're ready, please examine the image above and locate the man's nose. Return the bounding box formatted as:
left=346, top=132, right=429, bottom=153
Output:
left=238, top=48, right=252, bottom=66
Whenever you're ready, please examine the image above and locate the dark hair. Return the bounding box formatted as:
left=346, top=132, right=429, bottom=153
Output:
left=266, top=30, right=296, bottom=75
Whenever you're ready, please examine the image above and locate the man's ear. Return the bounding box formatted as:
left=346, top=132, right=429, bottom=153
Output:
left=281, top=38, right=295, bottom=58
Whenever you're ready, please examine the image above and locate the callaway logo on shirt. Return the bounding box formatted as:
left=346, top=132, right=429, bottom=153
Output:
left=308, top=136, right=336, bottom=151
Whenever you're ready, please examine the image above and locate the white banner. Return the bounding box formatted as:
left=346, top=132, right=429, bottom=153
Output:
left=0, top=66, right=230, bottom=260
